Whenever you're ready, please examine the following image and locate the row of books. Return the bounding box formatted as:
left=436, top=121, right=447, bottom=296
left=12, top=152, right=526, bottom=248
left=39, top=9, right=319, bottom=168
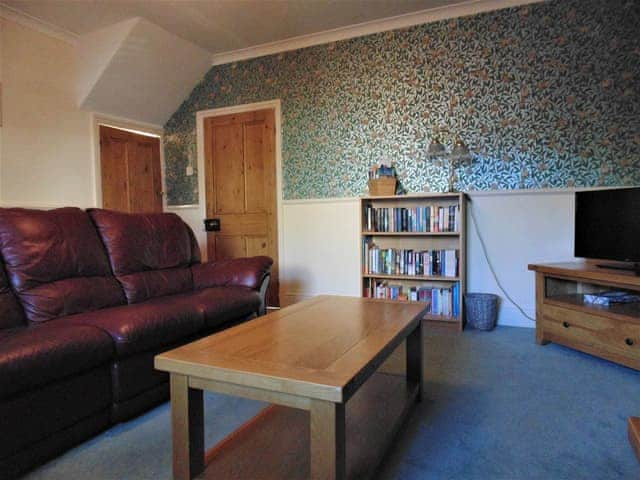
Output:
left=365, top=281, right=461, bottom=317
left=363, top=243, right=459, bottom=277
left=363, top=205, right=460, bottom=233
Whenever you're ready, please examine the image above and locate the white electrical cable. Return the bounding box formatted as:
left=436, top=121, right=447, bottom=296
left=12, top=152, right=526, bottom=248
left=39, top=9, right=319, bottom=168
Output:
left=468, top=202, right=536, bottom=322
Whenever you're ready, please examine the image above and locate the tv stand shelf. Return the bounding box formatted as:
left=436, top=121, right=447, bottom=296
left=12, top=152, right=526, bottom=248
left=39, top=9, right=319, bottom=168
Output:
left=528, top=262, right=640, bottom=371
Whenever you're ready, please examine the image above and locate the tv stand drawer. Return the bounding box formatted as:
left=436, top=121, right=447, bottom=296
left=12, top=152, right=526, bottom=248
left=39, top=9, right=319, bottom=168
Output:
left=542, top=304, right=640, bottom=368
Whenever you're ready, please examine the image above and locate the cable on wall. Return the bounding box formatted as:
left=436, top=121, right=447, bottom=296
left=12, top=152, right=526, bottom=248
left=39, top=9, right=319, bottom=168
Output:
left=468, top=201, right=536, bottom=322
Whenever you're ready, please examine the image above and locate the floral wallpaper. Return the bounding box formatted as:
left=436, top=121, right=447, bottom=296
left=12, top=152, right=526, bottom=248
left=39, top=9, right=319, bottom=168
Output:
left=164, top=0, right=640, bottom=204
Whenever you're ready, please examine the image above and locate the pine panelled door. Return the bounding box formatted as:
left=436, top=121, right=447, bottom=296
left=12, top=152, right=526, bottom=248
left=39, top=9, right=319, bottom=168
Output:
left=203, top=109, right=279, bottom=307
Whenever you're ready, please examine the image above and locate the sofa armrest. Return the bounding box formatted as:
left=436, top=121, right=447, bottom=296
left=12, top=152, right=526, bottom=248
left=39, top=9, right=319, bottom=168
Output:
left=256, top=274, right=270, bottom=316
left=191, top=256, right=273, bottom=291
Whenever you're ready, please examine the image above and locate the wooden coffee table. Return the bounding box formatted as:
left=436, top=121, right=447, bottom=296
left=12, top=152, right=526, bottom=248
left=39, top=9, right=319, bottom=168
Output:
left=155, top=295, right=426, bottom=480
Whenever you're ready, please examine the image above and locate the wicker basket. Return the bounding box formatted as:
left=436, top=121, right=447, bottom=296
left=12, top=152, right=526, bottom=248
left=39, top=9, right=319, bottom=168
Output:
left=368, top=177, right=397, bottom=196
left=464, top=293, right=499, bottom=331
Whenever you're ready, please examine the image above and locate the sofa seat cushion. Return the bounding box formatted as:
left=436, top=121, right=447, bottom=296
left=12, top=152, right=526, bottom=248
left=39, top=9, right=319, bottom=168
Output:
left=61, top=294, right=207, bottom=358
left=191, top=287, right=261, bottom=328
left=0, top=323, right=114, bottom=400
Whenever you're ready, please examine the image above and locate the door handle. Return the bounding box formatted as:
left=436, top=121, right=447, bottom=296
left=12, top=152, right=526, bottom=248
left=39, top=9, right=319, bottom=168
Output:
left=204, top=218, right=221, bottom=232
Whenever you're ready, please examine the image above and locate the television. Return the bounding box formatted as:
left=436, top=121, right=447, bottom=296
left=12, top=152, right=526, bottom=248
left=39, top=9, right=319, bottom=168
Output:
left=574, top=187, right=640, bottom=272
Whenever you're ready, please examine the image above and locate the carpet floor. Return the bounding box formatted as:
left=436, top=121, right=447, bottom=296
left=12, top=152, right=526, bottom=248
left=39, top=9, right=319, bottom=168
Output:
left=23, top=326, right=639, bottom=479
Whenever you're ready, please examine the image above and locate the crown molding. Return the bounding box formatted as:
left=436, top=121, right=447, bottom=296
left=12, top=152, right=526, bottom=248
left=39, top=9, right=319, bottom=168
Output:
left=0, top=200, right=95, bottom=209
left=211, top=0, right=543, bottom=66
left=0, top=2, right=78, bottom=44
left=0, top=0, right=544, bottom=64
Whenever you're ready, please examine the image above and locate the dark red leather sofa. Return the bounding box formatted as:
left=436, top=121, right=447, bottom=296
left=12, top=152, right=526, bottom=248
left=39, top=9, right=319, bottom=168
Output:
left=0, top=207, right=272, bottom=479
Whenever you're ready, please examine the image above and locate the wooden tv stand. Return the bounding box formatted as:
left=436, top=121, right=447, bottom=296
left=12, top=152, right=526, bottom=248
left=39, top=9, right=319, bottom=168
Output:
left=528, top=262, right=640, bottom=371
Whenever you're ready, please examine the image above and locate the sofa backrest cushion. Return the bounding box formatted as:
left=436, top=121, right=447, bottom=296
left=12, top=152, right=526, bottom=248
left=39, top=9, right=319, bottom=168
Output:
left=89, top=209, right=200, bottom=304
left=0, top=207, right=126, bottom=322
left=0, top=265, right=26, bottom=329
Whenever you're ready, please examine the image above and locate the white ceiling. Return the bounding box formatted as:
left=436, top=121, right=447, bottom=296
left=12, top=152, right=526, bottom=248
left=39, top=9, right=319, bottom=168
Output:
left=3, top=0, right=463, bottom=54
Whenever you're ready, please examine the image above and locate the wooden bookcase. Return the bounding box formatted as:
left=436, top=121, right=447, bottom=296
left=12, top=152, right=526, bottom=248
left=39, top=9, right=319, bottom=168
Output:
left=360, top=193, right=467, bottom=331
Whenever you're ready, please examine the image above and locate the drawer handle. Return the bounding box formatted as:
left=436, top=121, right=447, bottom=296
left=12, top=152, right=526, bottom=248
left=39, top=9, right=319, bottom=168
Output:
left=625, top=338, right=634, bottom=346
left=562, top=321, right=570, bottom=328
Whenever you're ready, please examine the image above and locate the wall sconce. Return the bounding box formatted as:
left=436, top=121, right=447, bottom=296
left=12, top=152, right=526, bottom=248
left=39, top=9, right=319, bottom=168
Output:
left=427, top=128, right=472, bottom=192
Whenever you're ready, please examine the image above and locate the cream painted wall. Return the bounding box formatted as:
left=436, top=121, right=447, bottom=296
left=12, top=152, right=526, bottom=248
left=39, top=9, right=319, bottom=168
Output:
left=279, top=199, right=362, bottom=306
left=466, top=191, right=575, bottom=327
left=0, top=19, right=4, bottom=190
left=167, top=205, right=205, bottom=251
left=0, top=18, right=96, bottom=208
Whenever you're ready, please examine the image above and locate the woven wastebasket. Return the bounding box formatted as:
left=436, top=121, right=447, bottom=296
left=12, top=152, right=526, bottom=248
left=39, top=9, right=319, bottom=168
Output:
left=464, top=293, right=498, bottom=331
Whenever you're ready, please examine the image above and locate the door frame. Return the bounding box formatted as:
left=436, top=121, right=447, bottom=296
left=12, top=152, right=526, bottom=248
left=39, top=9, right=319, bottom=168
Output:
left=91, top=113, right=165, bottom=209
left=195, top=100, right=284, bottom=276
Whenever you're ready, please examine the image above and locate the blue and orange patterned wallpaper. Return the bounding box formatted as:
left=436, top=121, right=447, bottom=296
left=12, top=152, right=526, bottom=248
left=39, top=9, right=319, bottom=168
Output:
left=164, top=0, right=640, bottom=205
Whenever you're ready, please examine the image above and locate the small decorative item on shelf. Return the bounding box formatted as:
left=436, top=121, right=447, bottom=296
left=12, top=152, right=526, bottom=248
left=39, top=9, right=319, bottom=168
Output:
left=426, top=127, right=473, bottom=193
left=368, top=162, right=398, bottom=196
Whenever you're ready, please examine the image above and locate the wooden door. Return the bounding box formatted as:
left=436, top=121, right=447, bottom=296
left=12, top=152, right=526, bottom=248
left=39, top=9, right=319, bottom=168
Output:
left=100, top=125, right=163, bottom=213
left=204, top=109, right=279, bottom=307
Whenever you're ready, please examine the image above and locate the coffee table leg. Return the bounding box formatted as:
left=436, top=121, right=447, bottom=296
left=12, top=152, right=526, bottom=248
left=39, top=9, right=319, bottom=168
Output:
left=170, top=374, right=204, bottom=480
left=310, top=399, right=346, bottom=480
left=406, top=319, right=424, bottom=402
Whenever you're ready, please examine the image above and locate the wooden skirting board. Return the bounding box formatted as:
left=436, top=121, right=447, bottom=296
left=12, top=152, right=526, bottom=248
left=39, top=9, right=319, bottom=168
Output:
left=629, top=417, right=640, bottom=462
left=197, top=372, right=417, bottom=479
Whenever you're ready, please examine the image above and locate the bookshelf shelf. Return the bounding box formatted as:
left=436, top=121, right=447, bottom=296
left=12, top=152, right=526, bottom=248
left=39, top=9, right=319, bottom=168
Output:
left=363, top=273, right=459, bottom=282
left=423, top=314, right=460, bottom=323
left=361, top=192, right=462, bottom=201
left=360, top=193, right=467, bottom=331
left=361, top=231, right=460, bottom=237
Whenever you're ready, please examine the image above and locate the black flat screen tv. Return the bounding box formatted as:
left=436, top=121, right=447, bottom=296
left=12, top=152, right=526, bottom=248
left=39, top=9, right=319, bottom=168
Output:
left=574, top=187, right=640, bottom=269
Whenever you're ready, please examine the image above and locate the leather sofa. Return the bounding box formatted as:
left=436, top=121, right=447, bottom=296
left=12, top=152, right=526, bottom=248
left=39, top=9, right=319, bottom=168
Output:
left=0, top=207, right=272, bottom=479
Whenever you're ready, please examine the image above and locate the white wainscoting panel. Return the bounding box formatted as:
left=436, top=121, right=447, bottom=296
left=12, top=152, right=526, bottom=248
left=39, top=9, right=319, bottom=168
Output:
left=280, top=198, right=361, bottom=307
left=466, top=190, right=575, bottom=327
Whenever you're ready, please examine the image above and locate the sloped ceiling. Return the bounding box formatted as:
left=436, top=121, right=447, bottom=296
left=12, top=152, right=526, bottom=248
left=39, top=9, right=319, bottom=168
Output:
left=3, top=0, right=457, bottom=54
left=77, top=17, right=212, bottom=126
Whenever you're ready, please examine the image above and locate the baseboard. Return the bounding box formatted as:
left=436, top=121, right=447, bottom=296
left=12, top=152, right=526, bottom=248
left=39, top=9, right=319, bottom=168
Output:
left=280, top=292, right=314, bottom=307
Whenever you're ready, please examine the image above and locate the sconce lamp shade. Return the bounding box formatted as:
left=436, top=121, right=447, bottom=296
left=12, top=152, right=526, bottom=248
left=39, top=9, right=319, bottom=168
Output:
left=451, top=139, right=470, bottom=158
left=427, top=137, right=446, bottom=157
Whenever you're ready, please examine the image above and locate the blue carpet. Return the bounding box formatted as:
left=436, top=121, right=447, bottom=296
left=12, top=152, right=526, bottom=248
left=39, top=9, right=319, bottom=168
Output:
left=24, top=326, right=639, bottom=479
